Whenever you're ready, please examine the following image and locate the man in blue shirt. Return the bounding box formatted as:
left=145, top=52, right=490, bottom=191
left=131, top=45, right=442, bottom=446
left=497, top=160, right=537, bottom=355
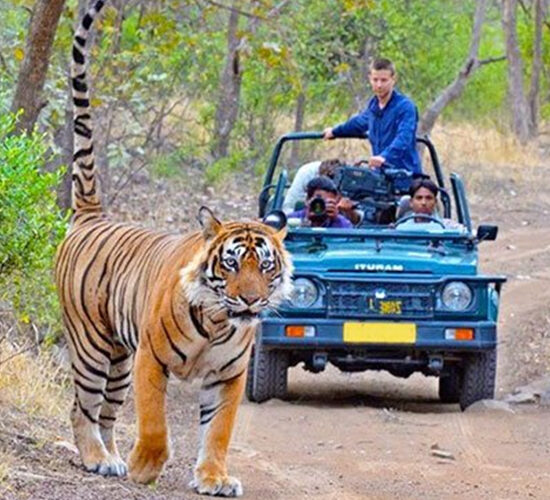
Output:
left=323, top=58, right=422, bottom=175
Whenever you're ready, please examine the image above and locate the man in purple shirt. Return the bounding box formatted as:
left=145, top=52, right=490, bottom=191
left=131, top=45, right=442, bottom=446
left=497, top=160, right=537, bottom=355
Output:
left=287, top=176, right=353, bottom=229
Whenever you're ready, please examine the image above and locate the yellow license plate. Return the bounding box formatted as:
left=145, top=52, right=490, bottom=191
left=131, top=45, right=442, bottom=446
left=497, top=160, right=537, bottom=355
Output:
left=343, top=322, right=417, bottom=344
left=367, top=299, right=403, bottom=315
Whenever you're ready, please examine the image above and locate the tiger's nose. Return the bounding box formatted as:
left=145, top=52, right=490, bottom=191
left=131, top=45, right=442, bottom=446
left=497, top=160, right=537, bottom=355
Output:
left=240, top=292, right=261, bottom=306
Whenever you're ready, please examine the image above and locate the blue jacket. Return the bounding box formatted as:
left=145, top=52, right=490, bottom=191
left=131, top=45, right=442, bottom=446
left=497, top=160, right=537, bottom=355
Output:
left=332, top=89, right=422, bottom=174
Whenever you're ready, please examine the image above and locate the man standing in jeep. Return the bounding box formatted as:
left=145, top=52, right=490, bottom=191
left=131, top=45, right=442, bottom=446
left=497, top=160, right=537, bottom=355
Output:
left=323, top=58, right=422, bottom=175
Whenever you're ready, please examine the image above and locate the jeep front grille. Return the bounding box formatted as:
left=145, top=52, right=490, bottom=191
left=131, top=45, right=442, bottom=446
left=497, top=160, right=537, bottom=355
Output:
left=326, top=281, right=434, bottom=319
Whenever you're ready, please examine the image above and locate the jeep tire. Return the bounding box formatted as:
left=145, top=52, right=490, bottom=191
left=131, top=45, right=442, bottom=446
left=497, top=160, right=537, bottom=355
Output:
left=246, top=344, right=288, bottom=403
left=438, top=364, right=462, bottom=404
left=459, top=350, right=497, bottom=411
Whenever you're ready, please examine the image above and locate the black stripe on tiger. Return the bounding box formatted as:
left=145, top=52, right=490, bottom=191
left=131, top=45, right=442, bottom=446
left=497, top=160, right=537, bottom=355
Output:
left=170, top=299, right=192, bottom=341
left=219, top=337, right=252, bottom=372
left=77, top=398, right=98, bottom=424
left=72, top=77, right=87, bottom=92
left=105, top=382, right=131, bottom=393
left=202, top=369, right=246, bottom=391
left=72, top=46, right=85, bottom=65
left=199, top=403, right=224, bottom=426
left=160, top=318, right=187, bottom=363
left=190, top=305, right=209, bottom=339
left=211, top=326, right=236, bottom=347
left=145, top=330, right=169, bottom=378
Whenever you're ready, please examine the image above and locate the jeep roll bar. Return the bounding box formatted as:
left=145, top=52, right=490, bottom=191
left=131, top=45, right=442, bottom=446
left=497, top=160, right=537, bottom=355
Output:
left=259, top=131, right=452, bottom=218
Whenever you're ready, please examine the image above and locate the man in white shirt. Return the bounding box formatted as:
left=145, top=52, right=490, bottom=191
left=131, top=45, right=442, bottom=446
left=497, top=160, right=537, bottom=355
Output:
left=283, top=159, right=334, bottom=213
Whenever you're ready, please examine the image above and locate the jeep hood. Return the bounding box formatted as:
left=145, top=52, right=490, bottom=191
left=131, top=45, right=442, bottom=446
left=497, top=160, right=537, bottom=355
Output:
left=286, top=240, right=477, bottom=275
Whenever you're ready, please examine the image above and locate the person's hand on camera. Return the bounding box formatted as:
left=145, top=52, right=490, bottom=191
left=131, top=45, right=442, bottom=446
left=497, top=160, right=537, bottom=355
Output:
left=368, top=155, right=386, bottom=168
left=324, top=198, right=338, bottom=218
left=338, top=197, right=361, bottom=225
left=337, top=197, right=355, bottom=216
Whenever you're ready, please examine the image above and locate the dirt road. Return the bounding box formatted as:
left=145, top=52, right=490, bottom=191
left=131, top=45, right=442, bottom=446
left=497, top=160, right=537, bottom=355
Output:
left=5, top=226, right=550, bottom=499
left=228, top=225, right=550, bottom=500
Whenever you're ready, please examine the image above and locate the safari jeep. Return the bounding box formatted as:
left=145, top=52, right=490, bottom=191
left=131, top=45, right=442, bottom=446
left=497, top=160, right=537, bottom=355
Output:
left=247, top=132, right=506, bottom=410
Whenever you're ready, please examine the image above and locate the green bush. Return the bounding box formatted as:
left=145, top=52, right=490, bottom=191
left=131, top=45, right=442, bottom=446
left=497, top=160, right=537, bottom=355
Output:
left=0, top=113, right=67, bottom=340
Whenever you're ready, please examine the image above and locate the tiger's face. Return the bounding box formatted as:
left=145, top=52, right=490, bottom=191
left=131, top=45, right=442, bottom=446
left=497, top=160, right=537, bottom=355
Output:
left=181, top=208, right=293, bottom=322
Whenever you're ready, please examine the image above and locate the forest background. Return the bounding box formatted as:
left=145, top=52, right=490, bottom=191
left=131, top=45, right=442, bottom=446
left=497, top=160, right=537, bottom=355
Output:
left=0, top=0, right=549, bottom=401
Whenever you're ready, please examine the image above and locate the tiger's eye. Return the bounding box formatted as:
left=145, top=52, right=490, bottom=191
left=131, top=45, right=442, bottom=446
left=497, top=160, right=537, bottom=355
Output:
left=225, top=257, right=237, bottom=268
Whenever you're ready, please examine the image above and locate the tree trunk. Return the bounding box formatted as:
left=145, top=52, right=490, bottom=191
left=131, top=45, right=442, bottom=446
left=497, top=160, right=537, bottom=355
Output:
left=289, top=92, right=306, bottom=167
left=502, top=0, right=531, bottom=144
left=10, top=0, right=66, bottom=133
left=354, top=35, right=374, bottom=110
left=527, top=0, right=543, bottom=136
left=56, top=94, right=75, bottom=211
left=211, top=1, right=243, bottom=160
left=419, top=0, right=488, bottom=136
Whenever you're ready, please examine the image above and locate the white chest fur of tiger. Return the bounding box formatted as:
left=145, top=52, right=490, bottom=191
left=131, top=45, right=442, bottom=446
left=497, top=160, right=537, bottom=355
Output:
left=55, top=1, right=292, bottom=496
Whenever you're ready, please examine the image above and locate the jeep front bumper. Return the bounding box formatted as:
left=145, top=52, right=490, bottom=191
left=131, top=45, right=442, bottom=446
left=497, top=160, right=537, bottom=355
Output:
left=259, top=318, right=497, bottom=351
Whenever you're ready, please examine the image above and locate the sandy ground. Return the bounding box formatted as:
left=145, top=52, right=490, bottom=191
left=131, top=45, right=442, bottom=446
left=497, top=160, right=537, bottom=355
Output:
left=2, top=173, right=550, bottom=499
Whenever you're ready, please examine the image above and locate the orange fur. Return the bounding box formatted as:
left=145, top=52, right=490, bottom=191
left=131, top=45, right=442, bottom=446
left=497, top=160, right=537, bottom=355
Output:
left=56, top=215, right=292, bottom=494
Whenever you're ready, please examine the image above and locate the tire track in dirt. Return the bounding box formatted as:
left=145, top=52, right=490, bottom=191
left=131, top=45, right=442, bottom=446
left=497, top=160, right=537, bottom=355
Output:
left=450, top=414, right=487, bottom=466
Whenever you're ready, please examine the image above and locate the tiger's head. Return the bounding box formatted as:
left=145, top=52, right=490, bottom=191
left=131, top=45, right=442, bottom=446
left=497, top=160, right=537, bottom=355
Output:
left=181, top=207, right=293, bottom=323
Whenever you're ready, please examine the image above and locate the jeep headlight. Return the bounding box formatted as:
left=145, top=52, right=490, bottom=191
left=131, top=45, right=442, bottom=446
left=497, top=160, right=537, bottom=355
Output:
left=290, top=278, right=318, bottom=308
left=441, top=281, right=472, bottom=311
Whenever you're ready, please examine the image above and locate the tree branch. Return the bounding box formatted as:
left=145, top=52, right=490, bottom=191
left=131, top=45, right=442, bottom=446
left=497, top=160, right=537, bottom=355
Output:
left=268, top=0, right=291, bottom=18
left=199, top=0, right=267, bottom=20
left=479, top=55, right=507, bottom=65
left=419, top=0, right=488, bottom=136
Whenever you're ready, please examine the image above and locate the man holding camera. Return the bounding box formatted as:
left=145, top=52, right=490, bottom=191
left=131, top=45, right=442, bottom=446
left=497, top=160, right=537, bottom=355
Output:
left=287, top=176, right=353, bottom=228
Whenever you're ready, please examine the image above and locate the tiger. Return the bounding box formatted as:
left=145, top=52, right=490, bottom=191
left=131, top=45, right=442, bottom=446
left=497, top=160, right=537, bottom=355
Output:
left=55, top=1, right=293, bottom=497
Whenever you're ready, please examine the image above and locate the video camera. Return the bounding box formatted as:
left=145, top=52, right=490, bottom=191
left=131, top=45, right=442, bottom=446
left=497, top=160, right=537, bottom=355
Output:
left=332, top=164, right=412, bottom=226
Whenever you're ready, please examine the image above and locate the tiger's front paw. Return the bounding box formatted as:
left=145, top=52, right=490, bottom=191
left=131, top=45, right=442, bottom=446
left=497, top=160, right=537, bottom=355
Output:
left=190, top=473, right=243, bottom=497
left=128, top=441, right=169, bottom=484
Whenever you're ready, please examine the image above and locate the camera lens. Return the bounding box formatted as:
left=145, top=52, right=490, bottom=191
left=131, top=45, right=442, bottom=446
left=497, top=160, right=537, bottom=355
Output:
left=309, top=196, right=326, bottom=217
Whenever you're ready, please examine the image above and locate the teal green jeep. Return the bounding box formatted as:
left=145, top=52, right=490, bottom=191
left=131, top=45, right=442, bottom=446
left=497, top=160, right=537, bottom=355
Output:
left=247, top=132, right=505, bottom=410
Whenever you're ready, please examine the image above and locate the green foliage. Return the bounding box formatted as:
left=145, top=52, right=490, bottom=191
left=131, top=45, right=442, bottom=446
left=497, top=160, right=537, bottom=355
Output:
left=205, top=150, right=251, bottom=185
left=1, top=0, right=548, bottom=189
left=0, top=113, right=67, bottom=339
left=151, top=143, right=203, bottom=180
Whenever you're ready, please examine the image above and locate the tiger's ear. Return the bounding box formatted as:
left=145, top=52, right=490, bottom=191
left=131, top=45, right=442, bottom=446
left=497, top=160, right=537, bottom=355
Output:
left=198, top=206, right=222, bottom=241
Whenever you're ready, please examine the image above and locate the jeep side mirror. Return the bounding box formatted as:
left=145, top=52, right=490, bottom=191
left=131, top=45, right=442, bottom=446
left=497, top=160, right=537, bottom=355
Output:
left=477, top=225, right=498, bottom=241
left=263, top=210, right=287, bottom=231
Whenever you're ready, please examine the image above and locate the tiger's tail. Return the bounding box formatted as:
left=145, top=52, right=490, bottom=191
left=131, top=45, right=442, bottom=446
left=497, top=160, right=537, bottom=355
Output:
left=70, top=0, right=106, bottom=217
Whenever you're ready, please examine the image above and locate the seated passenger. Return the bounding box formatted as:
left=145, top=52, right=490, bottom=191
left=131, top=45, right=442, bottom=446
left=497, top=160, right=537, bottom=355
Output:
left=287, top=176, right=353, bottom=229
left=395, top=178, right=465, bottom=231
left=283, top=159, right=342, bottom=213
left=283, top=158, right=361, bottom=224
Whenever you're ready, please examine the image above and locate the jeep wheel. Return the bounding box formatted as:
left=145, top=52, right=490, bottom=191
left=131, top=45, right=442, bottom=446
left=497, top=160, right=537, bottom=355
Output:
left=246, top=344, right=288, bottom=403
left=438, top=364, right=462, bottom=404
left=459, top=350, right=497, bottom=411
